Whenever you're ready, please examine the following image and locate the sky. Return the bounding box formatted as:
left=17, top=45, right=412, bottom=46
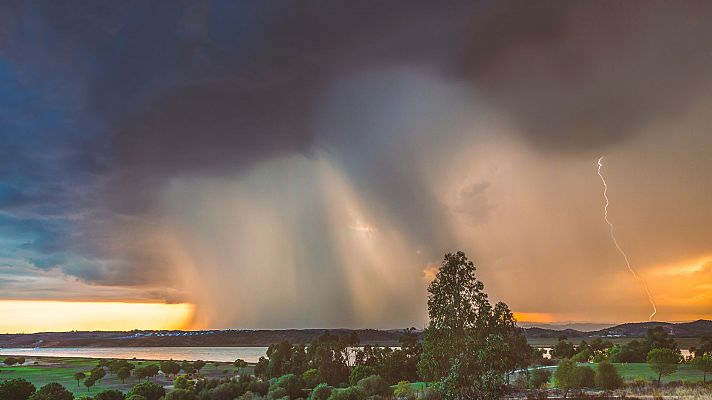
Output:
left=1, top=1, right=712, bottom=333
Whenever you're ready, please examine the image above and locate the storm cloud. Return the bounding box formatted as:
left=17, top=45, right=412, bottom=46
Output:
left=2, top=1, right=712, bottom=327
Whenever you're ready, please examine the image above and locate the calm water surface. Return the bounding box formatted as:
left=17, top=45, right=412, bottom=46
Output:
left=0, top=347, right=268, bottom=362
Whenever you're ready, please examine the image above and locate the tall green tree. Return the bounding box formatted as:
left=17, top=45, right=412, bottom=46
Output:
left=647, top=348, right=680, bottom=384
left=418, top=251, right=520, bottom=399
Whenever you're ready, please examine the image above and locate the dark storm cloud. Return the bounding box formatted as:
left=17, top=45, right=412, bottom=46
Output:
left=3, top=0, right=712, bottom=300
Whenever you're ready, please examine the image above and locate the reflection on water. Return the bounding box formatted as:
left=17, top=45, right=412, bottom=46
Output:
left=0, top=347, right=268, bottom=363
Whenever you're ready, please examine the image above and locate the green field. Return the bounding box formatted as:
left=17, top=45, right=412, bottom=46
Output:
left=607, top=362, right=709, bottom=384
left=526, top=336, right=703, bottom=349
left=0, top=357, right=249, bottom=396
left=534, top=362, right=709, bottom=385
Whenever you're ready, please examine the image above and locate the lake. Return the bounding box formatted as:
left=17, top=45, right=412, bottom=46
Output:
left=0, top=347, right=269, bottom=363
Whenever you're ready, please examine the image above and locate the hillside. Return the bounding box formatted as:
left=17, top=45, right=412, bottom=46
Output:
left=1, top=320, right=710, bottom=348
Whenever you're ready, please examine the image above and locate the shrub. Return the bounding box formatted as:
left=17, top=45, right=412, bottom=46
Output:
left=419, top=385, right=443, bottom=400
left=349, top=366, right=376, bottom=386
left=571, top=349, right=592, bottom=363
left=393, top=381, right=414, bottom=400
left=356, top=375, right=390, bottom=397
left=595, top=362, right=623, bottom=390
left=577, top=365, right=595, bottom=388
left=528, top=368, right=551, bottom=389
left=95, top=389, right=126, bottom=400
left=0, top=378, right=36, bottom=400
left=27, top=383, right=73, bottom=400
left=126, top=396, right=147, bottom=400
left=303, top=369, right=324, bottom=389
left=174, top=375, right=193, bottom=390
left=272, top=373, right=305, bottom=399
left=309, top=383, right=333, bottom=400
left=127, top=381, right=165, bottom=400
left=327, top=386, right=366, bottom=400
left=249, top=380, right=270, bottom=396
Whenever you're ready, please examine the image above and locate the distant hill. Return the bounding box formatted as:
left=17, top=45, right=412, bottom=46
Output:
left=522, top=320, right=712, bottom=339
left=1, top=320, right=710, bottom=348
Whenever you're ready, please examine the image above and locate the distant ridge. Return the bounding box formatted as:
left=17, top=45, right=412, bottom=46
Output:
left=523, top=319, right=712, bottom=339
left=1, top=320, right=710, bottom=348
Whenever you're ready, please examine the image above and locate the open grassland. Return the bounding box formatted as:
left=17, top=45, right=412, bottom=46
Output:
left=0, top=356, right=251, bottom=396
left=526, top=336, right=703, bottom=348
left=610, top=362, right=709, bottom=384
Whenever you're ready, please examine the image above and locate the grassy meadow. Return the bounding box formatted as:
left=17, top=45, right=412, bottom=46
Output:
left=0, top=356, right=251, bottom=396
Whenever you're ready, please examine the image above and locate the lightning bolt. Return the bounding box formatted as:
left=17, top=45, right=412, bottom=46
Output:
left=597, top=156, right=657, bottom=322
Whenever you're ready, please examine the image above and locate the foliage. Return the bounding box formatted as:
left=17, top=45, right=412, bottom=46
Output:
left=528, top=368, right=551, bottom=389
left=94, top=389, right=126, bottom=400
left=327, top=386, right=365, bottom=400
left=0, top=378, right=36, bottom=400
left=309, top=383, right=333, bottom=400
left=307, top=332, right=352, bottom=386
left=127, top=381, right=165, bottom=400
left=160, top=361, right=181, bottom=376
left=349, top=365, right=376, bottom=386
left=392, top=381, right=414, bottom=400
left=554, top=359, right=581, bottom=398
left=418, top=251, right=527, bottom=399
left=689, top=354, right=712, bottom=383
left=356, top=375, right=390, bottom=397
left=134, top=364, right=160, bottom=381
left=117, top=367, right=131, bottom=383
left=174, top=375, right=194, bottom=390
left=551, top=338, right=576, bottom=359
left=234, top=359, right=248, bottom=375
left=4, top=356, right=19, bottom=366
left=125, top=396, right=147, bottom=400
left=27, top=383, right=73, bottom=400
left=577, top=365, right=595, bottom=388
left=271, top=373, right=305, bottom=399
left=595, top=362, right=623, bottom=390
left=647, top=348, right=681, bottom=384
left=164, top=388, right=197, bottom=400
left=571, top=348, right=592, bottom=363
left=303, top=368, right=324, bottom=388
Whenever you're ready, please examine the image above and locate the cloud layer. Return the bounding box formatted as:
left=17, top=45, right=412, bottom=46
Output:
left=2, top=1, right=712, bottom=327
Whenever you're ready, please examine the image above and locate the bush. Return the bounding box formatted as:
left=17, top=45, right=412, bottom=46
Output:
left=95, top=389, right=126, bottom=400
left=419, top=385, right=443, bottom=400
left=356, top=375, right=390, bottom=397
left=327, top=386, right=366, bottom=400
left=27, top=383, right=73, bottom=400
left=303, top=369, right=324, bottom=389
left=165, top=388, right=197, bottom=400
left=126, top=396, right=147, bottom=400
left=0, top=378, right=36, bottom=400
left=248, top=380, right=270, bottom=396
left=595, top=362, right=623, bottom=390
left=272, top=373, right=305, bottom=399
left=577, top=365, right=595, bottom=388
left=393, top=381, right=414, bottom=400
left=349, top=366, right=376, bottom=386
left=127, top=381, right=165, bottom=400
left=309, top=383, right=333, bottom=400
left=528, top=368, right=551, bottom=389
left=571, top=349, right=592, bottom=363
